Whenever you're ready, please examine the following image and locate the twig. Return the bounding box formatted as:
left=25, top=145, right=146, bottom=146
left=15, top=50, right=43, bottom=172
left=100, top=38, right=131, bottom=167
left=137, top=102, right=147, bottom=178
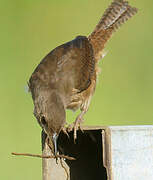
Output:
left=12, top=152, right=76, bottom=161
left=60, top=158, right=69, bottom=180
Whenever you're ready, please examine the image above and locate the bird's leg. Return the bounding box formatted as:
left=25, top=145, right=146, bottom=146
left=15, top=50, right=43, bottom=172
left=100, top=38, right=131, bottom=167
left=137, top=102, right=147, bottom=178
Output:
left=68, top=85, right=94, bottom=141
left=62, top=122, right=69, bottom=138
left=73, top=110, right=86, bottom=141
left=67, top=109, right=87, bottom=142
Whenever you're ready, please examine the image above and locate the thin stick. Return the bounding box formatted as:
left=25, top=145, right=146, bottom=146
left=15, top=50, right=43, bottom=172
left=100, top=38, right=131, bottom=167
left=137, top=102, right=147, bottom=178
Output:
left=60, top=158, right=69, bottom=180
left=12, top=152, right=76, bottom=161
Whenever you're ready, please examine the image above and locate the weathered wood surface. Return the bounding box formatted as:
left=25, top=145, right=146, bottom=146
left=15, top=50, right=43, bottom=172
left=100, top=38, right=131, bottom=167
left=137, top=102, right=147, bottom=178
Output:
left=42, top=131, right=69, bottom=180
left=42, top=125, right=153, bottom=180
left=42, top=138, right=69, bottom=180
left=105, top=125, right=153, bottom=180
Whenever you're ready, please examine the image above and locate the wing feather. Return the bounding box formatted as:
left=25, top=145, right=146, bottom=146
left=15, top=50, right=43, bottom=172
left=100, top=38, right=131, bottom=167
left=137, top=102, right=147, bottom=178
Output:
left=29, top=36, right=95, bottom=94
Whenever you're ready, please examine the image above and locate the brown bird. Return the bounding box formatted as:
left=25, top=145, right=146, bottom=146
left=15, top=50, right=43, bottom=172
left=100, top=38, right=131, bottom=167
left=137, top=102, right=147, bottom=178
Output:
left=29, top=0, right=137, bottom=155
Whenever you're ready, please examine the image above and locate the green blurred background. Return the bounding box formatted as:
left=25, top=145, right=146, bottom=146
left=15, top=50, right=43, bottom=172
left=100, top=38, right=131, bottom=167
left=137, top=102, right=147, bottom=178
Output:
left=1, top=0, right=153, bottom=179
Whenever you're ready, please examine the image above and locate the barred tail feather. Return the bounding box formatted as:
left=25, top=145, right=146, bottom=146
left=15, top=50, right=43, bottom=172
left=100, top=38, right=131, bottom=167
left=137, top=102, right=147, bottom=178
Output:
left=88, top=0, right=138, bottom=61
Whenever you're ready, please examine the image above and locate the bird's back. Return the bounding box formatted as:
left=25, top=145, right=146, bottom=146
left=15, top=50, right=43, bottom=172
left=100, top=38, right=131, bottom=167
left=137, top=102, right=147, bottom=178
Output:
left=29, top=36, right=95, bottom=106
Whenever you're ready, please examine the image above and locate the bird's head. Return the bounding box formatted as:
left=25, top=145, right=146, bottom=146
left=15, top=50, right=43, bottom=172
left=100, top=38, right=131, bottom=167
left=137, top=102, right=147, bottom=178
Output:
left=33, top=90, right=66, bottom=156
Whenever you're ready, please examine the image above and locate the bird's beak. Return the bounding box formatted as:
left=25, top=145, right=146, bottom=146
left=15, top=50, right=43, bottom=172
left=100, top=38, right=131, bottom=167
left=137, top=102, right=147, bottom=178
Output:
left=52, top=133, right=58, bottom=156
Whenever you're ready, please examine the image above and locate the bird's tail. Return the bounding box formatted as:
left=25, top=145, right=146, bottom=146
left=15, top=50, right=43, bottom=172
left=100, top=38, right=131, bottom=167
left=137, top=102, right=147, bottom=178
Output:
left=88, top=0, right=138, bottom=62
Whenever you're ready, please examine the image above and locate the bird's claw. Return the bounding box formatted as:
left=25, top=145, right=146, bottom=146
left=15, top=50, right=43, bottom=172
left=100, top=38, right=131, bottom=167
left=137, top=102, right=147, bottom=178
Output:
left=62, top=127, right=69, bottom=138
left=73, top=122, right=83, bottom=143
left=67, top=116, right=84, bottom=143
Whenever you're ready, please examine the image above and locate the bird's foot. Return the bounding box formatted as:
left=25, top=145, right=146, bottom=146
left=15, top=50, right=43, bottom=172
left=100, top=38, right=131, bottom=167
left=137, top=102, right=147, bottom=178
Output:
left=73, top=116, right=84, bottom=142
left=62, top=126, right=69, bottom=138
left=67, top=115, right=84, bottom=142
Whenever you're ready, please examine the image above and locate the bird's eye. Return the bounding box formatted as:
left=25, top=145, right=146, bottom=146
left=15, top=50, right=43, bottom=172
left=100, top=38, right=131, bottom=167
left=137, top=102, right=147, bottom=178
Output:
left=41, top=116, right=47, bottom=126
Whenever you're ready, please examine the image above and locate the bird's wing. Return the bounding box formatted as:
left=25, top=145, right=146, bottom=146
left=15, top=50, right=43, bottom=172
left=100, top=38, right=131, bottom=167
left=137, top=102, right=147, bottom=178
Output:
left=54, top=36, right=95, bottom=92
left=29, top=36, right=95, bottom=94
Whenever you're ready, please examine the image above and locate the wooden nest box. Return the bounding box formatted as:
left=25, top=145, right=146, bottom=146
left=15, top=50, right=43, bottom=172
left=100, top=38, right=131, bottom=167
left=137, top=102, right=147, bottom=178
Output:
left=42, top=125, right=153, bottom=180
